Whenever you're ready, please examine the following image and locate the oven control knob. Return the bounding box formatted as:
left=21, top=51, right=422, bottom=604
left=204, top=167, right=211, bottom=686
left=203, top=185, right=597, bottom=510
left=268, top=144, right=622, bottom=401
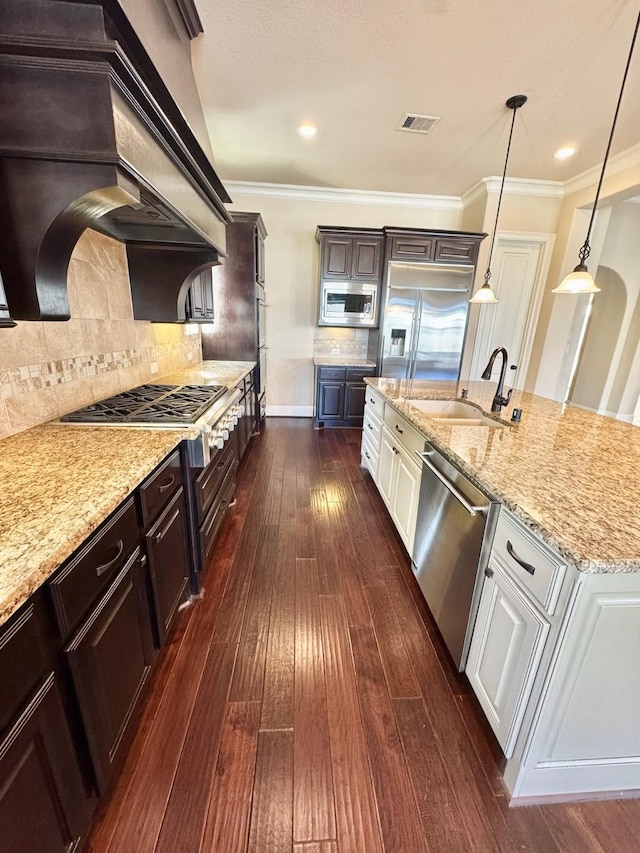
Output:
left=209, top=432, right=224, bottom=450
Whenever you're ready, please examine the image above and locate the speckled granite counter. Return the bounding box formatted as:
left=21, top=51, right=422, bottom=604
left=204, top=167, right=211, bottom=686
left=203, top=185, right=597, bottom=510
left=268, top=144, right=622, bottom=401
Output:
left=313, top=357, right=376, bottom=367
left=367, top=378, right=640, bottom=574
left=0, top=424, right=193, bottom=626
left=160, top=359, right=255, bottom=387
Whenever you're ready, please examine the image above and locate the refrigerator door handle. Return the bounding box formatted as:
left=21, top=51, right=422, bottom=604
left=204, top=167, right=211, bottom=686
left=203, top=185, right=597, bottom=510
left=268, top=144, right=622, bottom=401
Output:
left=408, top=294, right=423, bottom=380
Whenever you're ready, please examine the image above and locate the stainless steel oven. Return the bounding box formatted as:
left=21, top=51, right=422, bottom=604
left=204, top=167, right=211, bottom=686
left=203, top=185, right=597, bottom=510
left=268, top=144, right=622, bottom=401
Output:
left=319, top=281, right=378, bottom=327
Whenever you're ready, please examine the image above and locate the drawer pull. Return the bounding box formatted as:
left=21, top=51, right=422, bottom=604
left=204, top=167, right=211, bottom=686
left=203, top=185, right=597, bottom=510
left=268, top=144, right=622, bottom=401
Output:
left=395, top=424, right=404, bottom=435
left=484, top=567, right=494, bottom=579
left=506, top=540, right=536, bottom=576
left=365, top=451, right=371, bottom=459
left=95, top=539, right=124, bottom=576
left=367, top=423, right=374, bottom=430
left=158, top=474, right=176, bottom=493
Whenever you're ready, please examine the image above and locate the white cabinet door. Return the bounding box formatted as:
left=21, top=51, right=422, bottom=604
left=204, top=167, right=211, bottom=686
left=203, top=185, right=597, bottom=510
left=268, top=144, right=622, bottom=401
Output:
left=467, top=563, right=549, bottom=758
left=376, top=426, right=396, bottom=508
left=392, top=443, right=421, bottom=553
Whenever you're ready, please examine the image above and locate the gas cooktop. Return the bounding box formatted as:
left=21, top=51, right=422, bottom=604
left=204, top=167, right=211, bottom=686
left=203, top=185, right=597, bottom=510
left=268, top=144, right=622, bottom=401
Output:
left=60, top=383, right=228, bottom=425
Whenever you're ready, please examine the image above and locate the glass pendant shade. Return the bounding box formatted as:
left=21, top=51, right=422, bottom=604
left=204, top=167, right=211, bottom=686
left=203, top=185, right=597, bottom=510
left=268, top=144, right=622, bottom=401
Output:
left=469, top=282, right=499, bottom=303
left=552, top=264, right=601, bottom=294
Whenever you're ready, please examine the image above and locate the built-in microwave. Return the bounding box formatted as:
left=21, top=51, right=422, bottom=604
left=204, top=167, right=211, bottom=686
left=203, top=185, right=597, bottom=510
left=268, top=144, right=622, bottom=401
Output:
left=319, top=282, right=378, bottom=327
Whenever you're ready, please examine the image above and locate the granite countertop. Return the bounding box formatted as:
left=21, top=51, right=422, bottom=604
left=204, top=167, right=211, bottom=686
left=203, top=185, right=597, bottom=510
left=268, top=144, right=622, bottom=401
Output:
left=314, top=356, right=377, bottom=367
left=367, top=378, right=640, bottom=574
left=0, top=424, right=193, bottom=626
left=0, top=359, right=257, bottom=627
left=160, top=359, right=256, bottom=387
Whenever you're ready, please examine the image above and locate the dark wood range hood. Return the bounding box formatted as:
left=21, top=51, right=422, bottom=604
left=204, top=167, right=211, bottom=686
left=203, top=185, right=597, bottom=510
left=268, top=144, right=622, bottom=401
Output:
left=0, top=0, right=231, bottom=322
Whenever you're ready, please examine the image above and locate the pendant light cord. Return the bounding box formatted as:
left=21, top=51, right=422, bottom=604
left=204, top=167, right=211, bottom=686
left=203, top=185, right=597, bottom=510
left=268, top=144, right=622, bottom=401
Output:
left=484, top=102, right=521, bottom=283
left=579, top=9, right=640, bottom=263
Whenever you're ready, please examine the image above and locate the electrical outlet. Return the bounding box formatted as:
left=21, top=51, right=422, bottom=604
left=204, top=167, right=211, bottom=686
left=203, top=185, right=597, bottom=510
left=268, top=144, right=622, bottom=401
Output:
left=331, top=347, right=340, bottom=355
left=150, top=361, right=158, bottom=374
left=187, top=352, right=193, bottom=361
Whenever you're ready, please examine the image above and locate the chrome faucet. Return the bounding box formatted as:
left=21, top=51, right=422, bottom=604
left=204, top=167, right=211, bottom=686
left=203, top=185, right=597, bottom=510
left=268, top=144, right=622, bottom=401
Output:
left=481, top=347, right=513, bottom=413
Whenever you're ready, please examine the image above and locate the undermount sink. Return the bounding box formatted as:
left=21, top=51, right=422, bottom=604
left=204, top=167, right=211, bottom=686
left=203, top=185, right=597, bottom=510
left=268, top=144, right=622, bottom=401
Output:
left=407, top=399, right=504, bottom=427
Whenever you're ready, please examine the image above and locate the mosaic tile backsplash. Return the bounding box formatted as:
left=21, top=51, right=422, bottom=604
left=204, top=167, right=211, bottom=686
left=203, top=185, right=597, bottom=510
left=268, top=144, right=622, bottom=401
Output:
left=0, top=229, right=202, bottom=438
left=313, top=327, right=370, bottom=359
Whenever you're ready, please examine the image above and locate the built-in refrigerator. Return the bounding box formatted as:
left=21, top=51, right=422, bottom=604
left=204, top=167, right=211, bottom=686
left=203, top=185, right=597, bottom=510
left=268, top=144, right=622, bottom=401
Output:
left=380, top=262, right=475, bottom=380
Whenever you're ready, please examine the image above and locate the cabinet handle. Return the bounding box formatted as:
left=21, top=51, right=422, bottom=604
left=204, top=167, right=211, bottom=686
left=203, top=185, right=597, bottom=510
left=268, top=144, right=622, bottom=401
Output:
left=154, top=508, right=180, bottom=543
left=484, top=567, right=494, bottom=578
left=395, top=424, right=404, bottom=435
left=95, top=539, right=124, bottom=576
left=158, top=474, right=176, bottom=493
left=139, top=554, right=147, bottom=568
left=365, top=451, right=371, bottom=459
left=367, top=423, right=374, bottom=430
left=506, top=540, right=536, bottom=576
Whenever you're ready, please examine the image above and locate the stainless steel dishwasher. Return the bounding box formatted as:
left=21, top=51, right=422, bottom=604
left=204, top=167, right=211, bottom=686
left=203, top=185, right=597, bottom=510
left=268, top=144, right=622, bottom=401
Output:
left=412, top=442, right=499, bottom=671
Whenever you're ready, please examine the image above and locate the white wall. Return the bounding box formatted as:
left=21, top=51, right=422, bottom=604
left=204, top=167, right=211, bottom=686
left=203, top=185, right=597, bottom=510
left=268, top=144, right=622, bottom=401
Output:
left=226, top=186, right=462, bottom=414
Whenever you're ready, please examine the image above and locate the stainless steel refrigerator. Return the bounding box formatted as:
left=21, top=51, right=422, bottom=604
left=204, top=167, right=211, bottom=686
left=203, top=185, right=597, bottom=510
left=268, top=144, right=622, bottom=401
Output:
left=380, top=262, right=475, bottom=380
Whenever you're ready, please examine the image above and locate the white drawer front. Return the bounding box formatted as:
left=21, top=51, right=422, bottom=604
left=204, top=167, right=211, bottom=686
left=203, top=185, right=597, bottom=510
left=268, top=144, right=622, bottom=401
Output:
left=360, top=432, right=379, bottom=476
left=365, top=386, right=385, bottom=416
left=362, top=407, right=382, bottom=450
left=492, top=509, right=567, bottom=615
left=383, top=406, right=424, bottom=458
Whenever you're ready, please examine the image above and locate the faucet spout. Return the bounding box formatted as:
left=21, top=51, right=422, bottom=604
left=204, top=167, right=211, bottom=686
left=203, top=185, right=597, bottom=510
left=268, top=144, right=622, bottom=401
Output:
left=481, top=347, right=512, bottom=413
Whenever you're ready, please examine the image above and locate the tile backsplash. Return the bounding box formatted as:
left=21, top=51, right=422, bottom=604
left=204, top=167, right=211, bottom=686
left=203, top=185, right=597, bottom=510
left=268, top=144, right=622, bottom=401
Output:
left=313, top=327, right=369, bottom=359
left=0, top=229, right=202, bottom=438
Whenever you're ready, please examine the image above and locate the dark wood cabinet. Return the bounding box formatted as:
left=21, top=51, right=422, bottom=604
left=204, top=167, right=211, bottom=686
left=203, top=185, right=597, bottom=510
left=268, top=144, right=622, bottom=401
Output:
left=315, top=365, right=375, bottom=427
left=201, top=212, right=267, bottom=427
left=145, top=488, right=190, bottom=646
left=0, top=673, right=91, bottom=853
left=384, top=228, right=484, bottom=266
left=65, top=548, right=154, bottom=794
left=0, top=272, right=16, bottom=328
left=186, top=268, right=215, bottom=322
left=316, top=228, right=384, bottom=284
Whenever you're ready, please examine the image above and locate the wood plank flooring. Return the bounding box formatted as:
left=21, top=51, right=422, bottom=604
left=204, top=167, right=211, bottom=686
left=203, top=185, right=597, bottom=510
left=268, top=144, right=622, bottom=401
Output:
left=87, top=419, right=640, bottom=852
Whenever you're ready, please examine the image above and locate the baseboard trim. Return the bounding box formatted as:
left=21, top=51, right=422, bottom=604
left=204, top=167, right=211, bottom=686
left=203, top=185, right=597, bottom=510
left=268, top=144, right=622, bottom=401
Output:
left=265, top=405, right=314, bottom=417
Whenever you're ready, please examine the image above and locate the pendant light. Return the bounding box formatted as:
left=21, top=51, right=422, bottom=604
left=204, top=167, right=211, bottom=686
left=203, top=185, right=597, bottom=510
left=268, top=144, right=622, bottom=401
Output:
left=470, top=95, right=527, bottom=304
left=553, top=10, right=640, bottom=295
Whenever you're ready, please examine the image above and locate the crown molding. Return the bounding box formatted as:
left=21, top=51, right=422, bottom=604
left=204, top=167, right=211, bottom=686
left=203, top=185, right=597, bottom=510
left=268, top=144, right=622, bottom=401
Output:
left=224, top=180, right=463, bottom=210
left=563, top=142, right=640, bottom=197
left=482, top=176, right=564, bottom=197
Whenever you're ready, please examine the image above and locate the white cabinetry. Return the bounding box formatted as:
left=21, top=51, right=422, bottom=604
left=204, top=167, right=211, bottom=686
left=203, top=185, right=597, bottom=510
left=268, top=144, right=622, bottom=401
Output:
left=468, top=507, right=567, bottom=760
left=466, top=563, right=549, bottom=758
left=361, top=388, right=422, bottom=555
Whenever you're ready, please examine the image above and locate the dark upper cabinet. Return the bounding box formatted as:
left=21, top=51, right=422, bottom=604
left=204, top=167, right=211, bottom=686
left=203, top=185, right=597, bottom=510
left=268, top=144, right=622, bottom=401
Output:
left=186, top=268, right=215, bottom=322
left=384, top=228, right=485, bottom=266
left=201, top=211, right=267, bottom=423
left=316, top=228, right=384, bottom=283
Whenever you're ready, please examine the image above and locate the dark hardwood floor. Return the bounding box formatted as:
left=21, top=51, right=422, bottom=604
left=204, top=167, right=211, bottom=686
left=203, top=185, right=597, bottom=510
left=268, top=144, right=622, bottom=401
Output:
left=87, top=419, right=639, bottom=852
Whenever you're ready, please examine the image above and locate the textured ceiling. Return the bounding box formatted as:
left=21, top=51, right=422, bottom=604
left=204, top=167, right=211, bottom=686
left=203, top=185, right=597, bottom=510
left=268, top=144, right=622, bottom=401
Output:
left=192, top=0, right=640, bottom=196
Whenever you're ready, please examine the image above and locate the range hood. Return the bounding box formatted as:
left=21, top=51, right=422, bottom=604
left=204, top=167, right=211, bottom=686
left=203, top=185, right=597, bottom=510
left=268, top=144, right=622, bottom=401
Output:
left=0, top=0, right=231, bottom=322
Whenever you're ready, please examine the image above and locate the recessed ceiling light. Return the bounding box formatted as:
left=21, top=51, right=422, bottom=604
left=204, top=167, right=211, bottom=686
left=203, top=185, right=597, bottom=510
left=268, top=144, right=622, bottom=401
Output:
left=553, top=146, right=577, bottom=160
left=297, top=124, right=318, bottom=139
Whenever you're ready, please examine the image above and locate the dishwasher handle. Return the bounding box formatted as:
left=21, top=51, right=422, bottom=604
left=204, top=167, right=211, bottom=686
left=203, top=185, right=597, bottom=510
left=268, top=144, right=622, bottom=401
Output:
left=416, top=451, right=486, bottom=517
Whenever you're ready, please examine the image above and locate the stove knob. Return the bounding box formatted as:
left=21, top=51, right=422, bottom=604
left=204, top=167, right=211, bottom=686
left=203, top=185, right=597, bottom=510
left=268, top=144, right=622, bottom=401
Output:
left=209, top=431, right=224, bottom=450
left=222, top=427, right=230, bottom=441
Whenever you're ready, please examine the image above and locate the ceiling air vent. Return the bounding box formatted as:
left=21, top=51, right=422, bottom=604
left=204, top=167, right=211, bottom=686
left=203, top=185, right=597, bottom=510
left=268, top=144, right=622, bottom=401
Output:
left=398, top=113, right=441, bottom=134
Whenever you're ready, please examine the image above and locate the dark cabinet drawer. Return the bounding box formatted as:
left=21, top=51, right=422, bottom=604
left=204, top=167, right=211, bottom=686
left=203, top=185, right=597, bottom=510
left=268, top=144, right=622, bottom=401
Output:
left=318, top=367, right=346, bottom=381
left=138, top=449, right=182, bottom=527
left=345, top=367, right=375, bottom=383
left=0, top=598, right=49, bottom=735
left=434, top=238, right=477, bottom=263
left=200, top=463, right=236, bottom=566
left=195, top=439, right=235, bottom=521
left=49, top=498, right=139, bottom=636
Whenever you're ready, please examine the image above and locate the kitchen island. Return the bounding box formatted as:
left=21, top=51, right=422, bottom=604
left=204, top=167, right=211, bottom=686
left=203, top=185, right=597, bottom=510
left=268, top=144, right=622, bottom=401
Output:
left=365, top=377, right=640, bottom=801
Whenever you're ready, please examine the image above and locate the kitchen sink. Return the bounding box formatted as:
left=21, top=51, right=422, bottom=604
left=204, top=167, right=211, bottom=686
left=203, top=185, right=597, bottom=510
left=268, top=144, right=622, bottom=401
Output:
left=407, top=399, right=504, bottom=427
